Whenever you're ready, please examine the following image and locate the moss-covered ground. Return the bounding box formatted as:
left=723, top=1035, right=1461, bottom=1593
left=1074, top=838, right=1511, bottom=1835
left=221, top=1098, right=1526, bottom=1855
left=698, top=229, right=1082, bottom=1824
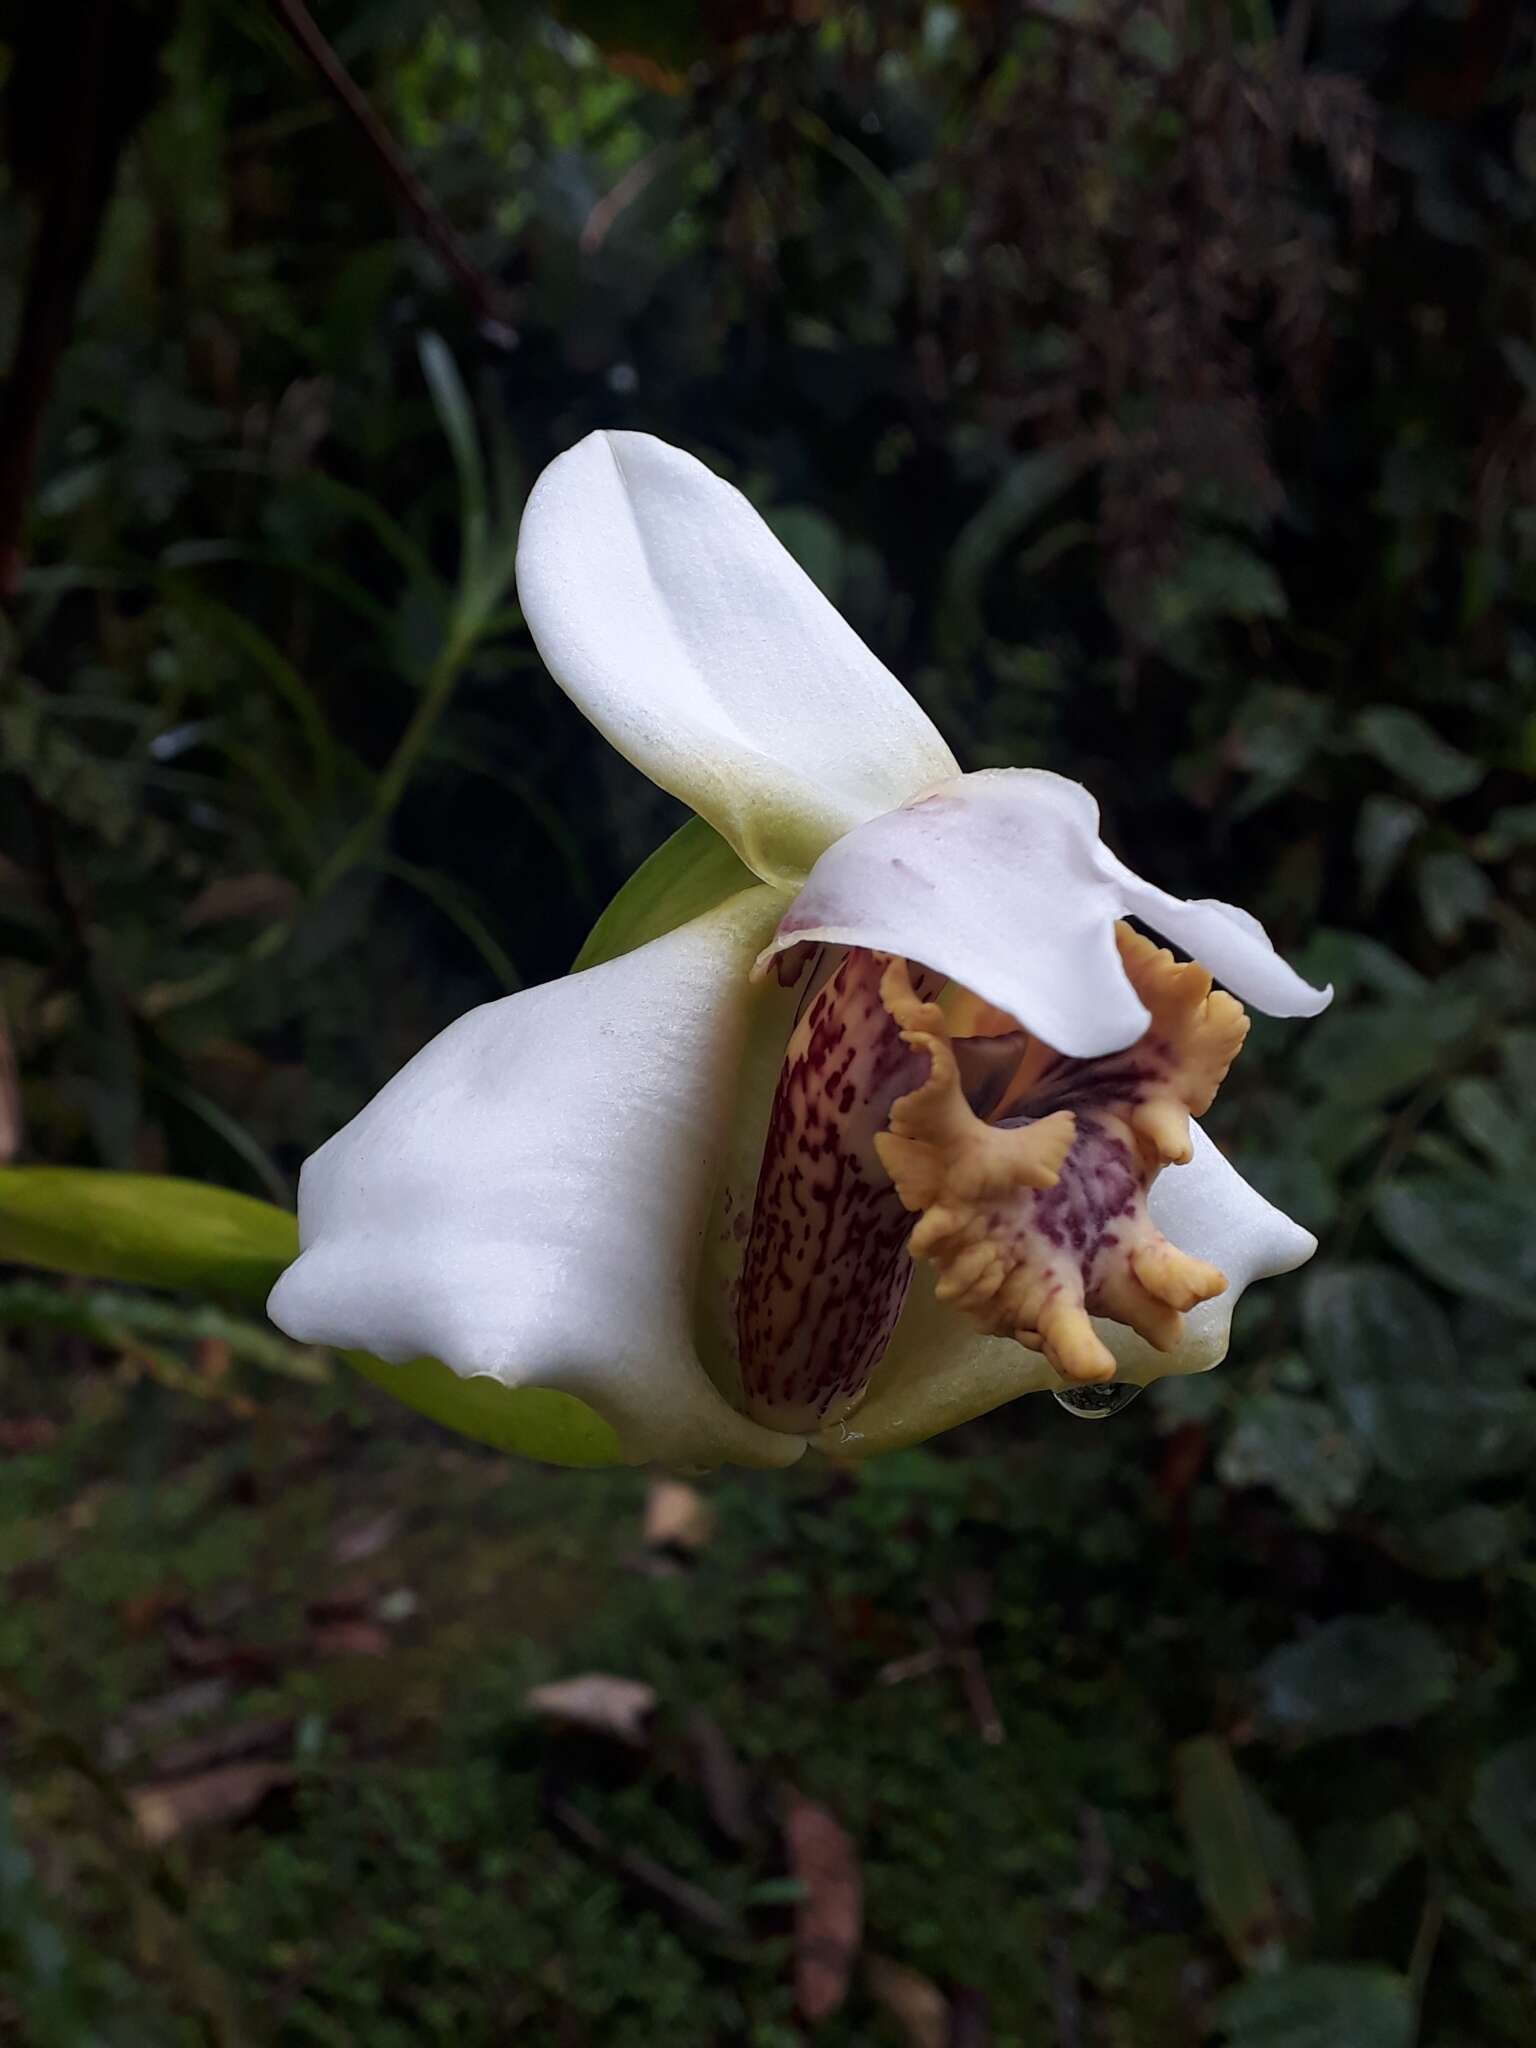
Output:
left=1, top=1354, right=1529, bottom=2047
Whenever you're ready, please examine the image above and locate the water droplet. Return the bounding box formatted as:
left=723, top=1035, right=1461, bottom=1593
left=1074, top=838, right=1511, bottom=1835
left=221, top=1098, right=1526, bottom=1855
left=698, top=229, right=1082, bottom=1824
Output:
left=1052, top=1382, right=1144, bottom=1421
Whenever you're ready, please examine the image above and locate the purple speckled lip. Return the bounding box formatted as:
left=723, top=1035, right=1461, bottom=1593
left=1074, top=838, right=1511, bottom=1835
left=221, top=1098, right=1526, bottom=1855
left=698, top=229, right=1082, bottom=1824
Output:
left=736, top=947, right=934, bottom=1436
left=1002, top=1119, right=1141, bottom=1260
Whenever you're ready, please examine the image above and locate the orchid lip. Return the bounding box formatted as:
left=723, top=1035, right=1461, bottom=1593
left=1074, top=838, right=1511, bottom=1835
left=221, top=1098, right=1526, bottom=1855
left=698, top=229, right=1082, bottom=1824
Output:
left=733, top=916, right=1259, bottom=1430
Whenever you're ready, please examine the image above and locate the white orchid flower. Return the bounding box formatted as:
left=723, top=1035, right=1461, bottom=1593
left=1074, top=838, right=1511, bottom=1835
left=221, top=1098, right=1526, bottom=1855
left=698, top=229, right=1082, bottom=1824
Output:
left=267, top=432, right=1331, bottom=1471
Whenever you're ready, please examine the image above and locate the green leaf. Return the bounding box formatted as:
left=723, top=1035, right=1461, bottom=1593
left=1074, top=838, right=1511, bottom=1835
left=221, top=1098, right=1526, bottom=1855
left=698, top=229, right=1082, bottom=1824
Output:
left=1148, top=536, right=1287, bottom=642
left=1294, top=931, right=1427, bottom=1004
left=939, top=446, right=1087, bottom=657
left=1174, top=1737, right=1309, bottom=1970
left=1294, top=990, right=1478, bottom=1109
left=1387, top=1503, right=1515, bottom=1580
left=1302, top=1263, right=1530, bottom=1485
left=1445, top=1077, right=1536, bottom=1177
left=0, top=683, right=139, bottom=848
left=1503, top=1026, right=1536, bottom=1104
left=0, top=1168, right=622, bottom=1467
left=1479, top=800, right=1536, bottom=858
left=1227, top=687, right=1332, bottom=821
left=1212, top=1964, right=1414, bottom=2048
left=572, top=815, right=762, bottom=971
left=1470, top=1736, right=1536, bottom=1902
left=419, top=331, right=489, bottom=573
left=1374, top=1176, right=1536, bottom=1322
left=1296, top=1098, right=1388, bottom=1177
left=160, top=579, right=336, bottom=791
left=344, top=1353, right=620, bottom=1468
left=381, top=856, right=523, bottom=992
left=1230, top=686, right=1331, bottom=791
left=1313, top=1812, right=1419, bottom=1920
left=1415, top=849, right=1493, bottom=944
left=1253, top=1614, right=1454, bottom=1743
left=1217, top=1391, right=1367, bottom=1529
left=1354, top=794, right=1423, bottom=903
left=1354, top=706, right=1482, bottom=801
left=0, top=1168, right=297, bottom=1299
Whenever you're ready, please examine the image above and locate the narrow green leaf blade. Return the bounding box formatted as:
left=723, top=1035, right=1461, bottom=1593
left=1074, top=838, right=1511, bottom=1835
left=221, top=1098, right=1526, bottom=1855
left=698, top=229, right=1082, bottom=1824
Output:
left=938, top=444, right=1087, bottom=658
left=345, top=1353, right=622, bottom=1468
left=0, top=1167, right=297, bottom=1298
left=572, top=814, right=764, bottom=971
left=418, top=331, right=489, bottom=570
left=1174, top=1736, right=1307, bottom=1970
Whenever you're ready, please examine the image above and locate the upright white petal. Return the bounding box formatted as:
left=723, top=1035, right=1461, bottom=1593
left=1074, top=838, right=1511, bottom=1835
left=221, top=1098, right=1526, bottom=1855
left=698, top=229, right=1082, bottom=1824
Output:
left=268, top=891, right=804, bottom=1471
left=757, top=769, right=1331, bottom=1058
left=814, top=1123, right=1316, bottom=1459
left=516, top=432, right=959, bottom=888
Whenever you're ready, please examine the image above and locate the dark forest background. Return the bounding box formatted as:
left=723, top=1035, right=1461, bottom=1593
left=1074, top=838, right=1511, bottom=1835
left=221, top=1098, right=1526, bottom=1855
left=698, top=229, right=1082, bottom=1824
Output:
left=1, top=3, right=1534, bottom=2043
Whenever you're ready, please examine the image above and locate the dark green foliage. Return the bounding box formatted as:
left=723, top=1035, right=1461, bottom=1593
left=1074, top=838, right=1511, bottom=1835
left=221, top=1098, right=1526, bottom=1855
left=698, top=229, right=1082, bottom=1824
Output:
left=3, top=0, right=1536, bottom=2039
left=1, top=1385, right=1531, bottom=2044
left=1211, top=1964, right=1416, bottom=2048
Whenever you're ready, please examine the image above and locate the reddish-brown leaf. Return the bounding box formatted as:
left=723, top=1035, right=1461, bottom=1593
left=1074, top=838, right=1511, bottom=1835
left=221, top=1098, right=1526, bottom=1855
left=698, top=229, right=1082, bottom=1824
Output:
left=0, top=1416, right=57, bottom=1451
left=330, top=1509, right=402, bottom=1565
left=147, top=1716, right=295, bottom=1783
left=865, top=1955, right=949, bottom=2048
left=643, top=1479, right=716, bottom=1554
left=308, top=1619, right=391, bottom=1659
left=0, top=998, right=20, bottom=1162
left=181, top=873, right=301, bottom=929
left=128, top=1763, right=294, bottom=1847
left=781, top=1785, right=863, bottom=2022
left=685, top=1709, right=756, bottom=1847
left=162, top=1613, right=281, bottom=1683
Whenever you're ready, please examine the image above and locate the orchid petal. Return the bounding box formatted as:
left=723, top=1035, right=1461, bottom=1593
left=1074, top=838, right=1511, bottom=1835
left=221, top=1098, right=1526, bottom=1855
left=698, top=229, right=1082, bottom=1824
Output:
left=1103, top=867, right=1333, bottom=1022
left=267, top=890, right=805, bottom=1471
left=812, top=1121, right=1317, bottom=1459
left=758, top=769, right=1331, bottom=1058
left=516, top=431, right=959, bottom=888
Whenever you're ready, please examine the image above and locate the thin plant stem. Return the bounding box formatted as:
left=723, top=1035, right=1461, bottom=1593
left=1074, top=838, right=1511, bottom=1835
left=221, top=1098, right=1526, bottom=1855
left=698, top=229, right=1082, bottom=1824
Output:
left=265, top=0, right=517, bottom=342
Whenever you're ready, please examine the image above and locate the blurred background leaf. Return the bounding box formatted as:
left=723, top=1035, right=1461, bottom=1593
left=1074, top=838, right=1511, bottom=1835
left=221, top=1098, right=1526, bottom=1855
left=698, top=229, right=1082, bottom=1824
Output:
left=2, top=0, right=1535, bottom=2039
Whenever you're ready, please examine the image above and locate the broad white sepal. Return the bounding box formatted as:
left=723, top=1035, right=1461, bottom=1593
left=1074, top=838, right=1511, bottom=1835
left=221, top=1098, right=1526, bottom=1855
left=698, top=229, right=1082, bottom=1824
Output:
left=267, top=891, right=805, bottom=1471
